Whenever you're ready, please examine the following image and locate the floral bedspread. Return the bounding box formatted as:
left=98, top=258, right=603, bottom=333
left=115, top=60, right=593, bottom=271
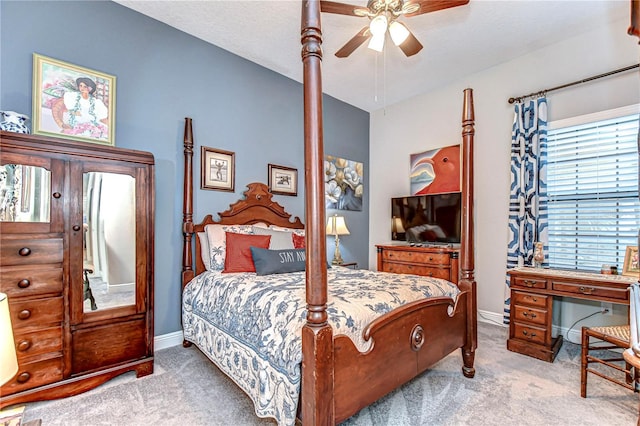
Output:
left=182, top=267, right=459, bottom=426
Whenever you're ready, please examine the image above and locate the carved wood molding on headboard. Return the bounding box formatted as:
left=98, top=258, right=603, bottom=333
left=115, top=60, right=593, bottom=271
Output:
left=214, top=182, right=304, bottom=229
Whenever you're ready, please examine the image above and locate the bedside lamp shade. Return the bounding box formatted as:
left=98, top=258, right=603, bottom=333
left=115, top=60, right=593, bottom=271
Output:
left=326, top=215, right=350, bottom=265
left=0, top=292, right=18, bottom=385
left=392, top=217, right=405, bottom=239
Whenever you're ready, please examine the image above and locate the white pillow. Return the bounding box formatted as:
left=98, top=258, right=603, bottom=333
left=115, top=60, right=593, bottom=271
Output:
left=197, top=232, right=211, bottom=271
left=252, top=226, right=295, bottom=250
left=270, top=224, right=305, bottom=237
left=205, top=224, right=255, bottom=270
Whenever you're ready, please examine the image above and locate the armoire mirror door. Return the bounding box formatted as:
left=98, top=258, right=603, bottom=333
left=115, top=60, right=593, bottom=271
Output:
left=69, top=162, right=144, bottom=324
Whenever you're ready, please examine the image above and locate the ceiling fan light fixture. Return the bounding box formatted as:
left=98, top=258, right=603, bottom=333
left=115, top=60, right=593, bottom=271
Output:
left=367, top=33, right=385, bottom=52
left=389, top=21, right=410, bottom=46
left=369, top=14, right=388, bottom=36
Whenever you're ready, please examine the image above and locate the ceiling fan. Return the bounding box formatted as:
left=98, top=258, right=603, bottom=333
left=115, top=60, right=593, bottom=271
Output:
left=320, top=0, right=469, bottom=58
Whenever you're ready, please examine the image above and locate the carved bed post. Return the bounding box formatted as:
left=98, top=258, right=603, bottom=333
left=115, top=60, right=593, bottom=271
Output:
left=301, top=1, right=334, bottom=424
left=459, top=88, right=477, bottom=378
left=182, top=118, right=195, bottom=288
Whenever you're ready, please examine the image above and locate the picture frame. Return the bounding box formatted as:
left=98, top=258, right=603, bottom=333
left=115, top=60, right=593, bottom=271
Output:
left=201, top=147, right=235, bottom=192
left=268, top=164, right=298, bottom=196
left=32, top=53, right=116, bottom=146
left=623, top=246, right=639, bottom=277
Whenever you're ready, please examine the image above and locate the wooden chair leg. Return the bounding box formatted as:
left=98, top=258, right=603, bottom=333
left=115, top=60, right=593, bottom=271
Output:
left=581, top=327, right=588, bottom=398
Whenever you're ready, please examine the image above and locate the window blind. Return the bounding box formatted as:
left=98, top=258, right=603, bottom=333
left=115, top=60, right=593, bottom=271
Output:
left=546, top=107, right=639, bottom=272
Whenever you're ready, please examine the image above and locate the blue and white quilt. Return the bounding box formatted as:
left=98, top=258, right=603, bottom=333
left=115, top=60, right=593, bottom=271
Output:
left=182, top=266, right=459, bottom=426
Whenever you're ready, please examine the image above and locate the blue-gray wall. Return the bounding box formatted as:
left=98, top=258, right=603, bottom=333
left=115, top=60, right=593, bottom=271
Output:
left=0, top=0, right=370, bottom=336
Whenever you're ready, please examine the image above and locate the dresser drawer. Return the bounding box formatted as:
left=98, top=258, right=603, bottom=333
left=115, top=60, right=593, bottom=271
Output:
left=512, top=276, right=547, bottom=290
left=512, top=322, right=547, bottom=345
left=0, top=238, right=63, bottom=266
left=513, top=305, right=547, bottom=326
left=0, top=265, right=63, bottom=298
left=512, top=291, right=549, bottom=309
left=382, top=250, right=449, bottom=265
left=14, top=326, right=63, bottom=361
left=551, top=280, right=629, bottom=302
left=0, top=356, right=64, bottom=395
left=9, top=297, right=63, bottom=330
left=382, top=262, right=451, bottom=280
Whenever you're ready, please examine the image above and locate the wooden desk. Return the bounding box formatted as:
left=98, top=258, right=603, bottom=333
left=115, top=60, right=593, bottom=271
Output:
left=507, top=267, right=637, bottom=362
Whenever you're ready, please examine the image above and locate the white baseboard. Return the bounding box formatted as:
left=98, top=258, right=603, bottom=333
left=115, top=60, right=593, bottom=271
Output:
left=154, top=330, right=184, bottom=352
left=478, top=309, right=507, bottom=327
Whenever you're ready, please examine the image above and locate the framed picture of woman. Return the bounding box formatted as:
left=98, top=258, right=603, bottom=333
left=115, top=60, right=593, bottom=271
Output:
left=32, top=54, right=116, bottom=146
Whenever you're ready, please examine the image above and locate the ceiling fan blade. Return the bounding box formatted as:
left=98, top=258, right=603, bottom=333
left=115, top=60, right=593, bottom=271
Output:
left=404, top=0, right=469, bottom=17
left=397, top=28, right=423, bottom=57
left=335, top=26, right=371, bottom=58
left=320, top=1, right=368, bottom=17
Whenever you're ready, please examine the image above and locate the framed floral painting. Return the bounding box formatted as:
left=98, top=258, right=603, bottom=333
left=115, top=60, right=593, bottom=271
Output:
left=32, top=53, right=116, bottom=146
left=623, top=246, right=639, bottom=277
left=324, top=155, right=363, bottom=211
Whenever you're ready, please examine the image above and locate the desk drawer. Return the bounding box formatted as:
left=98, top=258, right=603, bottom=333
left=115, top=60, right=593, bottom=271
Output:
left=513, top=305, right=547, bottom=326
left=512, top=276, right=547, bottom=290
left=512, top=323, right=547, bottom=345
left=512, top=291, right=549, bottom=309
left=382, top=250, right=449, bottom=265
left=551, top=280, right=628, bottom=302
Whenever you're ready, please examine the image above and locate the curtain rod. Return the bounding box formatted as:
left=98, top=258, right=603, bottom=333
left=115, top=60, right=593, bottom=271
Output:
left=507, top=64, right=639, bottom=104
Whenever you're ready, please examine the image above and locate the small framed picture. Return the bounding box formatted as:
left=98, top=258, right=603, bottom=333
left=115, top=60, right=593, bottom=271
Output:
left=201, top=147, right=235, bottom=192
left=32, top=53, right=116, bottom=146
left=623, top=246, right=639, bottom=277
left=268, top=164, right=298, bottom=196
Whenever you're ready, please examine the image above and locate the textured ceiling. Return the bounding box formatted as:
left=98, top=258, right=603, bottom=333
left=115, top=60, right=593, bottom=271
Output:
left=114, top=0, right=630, bottom=112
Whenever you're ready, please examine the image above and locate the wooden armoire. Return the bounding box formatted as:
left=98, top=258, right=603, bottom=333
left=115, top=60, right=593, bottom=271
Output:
left=0, top=131, right=154, bottom=408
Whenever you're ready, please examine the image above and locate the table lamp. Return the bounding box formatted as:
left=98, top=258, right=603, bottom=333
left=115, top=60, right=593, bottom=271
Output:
left=326, top=214, right=350, bottom=265
left=0, top=292, right=24, bottom=425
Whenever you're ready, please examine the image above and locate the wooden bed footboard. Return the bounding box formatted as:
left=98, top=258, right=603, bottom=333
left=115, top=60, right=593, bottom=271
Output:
left=332, top=291, right=469, bottom=423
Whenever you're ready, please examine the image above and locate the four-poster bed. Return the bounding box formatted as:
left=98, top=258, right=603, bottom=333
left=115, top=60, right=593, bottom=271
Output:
left=180, top=1, right=476, bottom=424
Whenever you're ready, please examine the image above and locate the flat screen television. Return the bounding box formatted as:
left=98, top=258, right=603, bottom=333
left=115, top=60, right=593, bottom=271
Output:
left=391, top=192, right=461, bottom=244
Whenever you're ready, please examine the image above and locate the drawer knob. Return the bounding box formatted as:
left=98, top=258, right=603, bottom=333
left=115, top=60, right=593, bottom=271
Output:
left=522, top=311, right=537, bottom=319
left=16, top=372, right=31, bottom=383
left=522, top=330, right=537, bottom=338
left=579, top=286, right=594, bottom=295
left=52, top=192, right=61, bottom=199
left=524, top=280, right=535, bottom=288
left=17, top=279, right=31, bottom=288
left=73, top=225, right=81, bottom=231
left=428, top=256, right=434, bottom=261
left=17, top=340, right=31, bottom=352
left=17, top=309, right=31, bottom=320
left=18, top=247, right=32, bottom=256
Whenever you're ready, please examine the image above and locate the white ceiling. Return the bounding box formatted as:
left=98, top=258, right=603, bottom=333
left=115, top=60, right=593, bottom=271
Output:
left=114, top=0, right=630, bottom=112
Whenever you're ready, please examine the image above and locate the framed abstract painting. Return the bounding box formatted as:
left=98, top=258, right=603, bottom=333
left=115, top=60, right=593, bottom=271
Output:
left=410, top=144, right=460, bottom=195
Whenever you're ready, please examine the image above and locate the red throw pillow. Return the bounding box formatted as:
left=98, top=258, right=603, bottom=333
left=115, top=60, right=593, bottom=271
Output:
left=223, top=232, right=271, bottom=273
left=292, top=233, right=305, bottom=249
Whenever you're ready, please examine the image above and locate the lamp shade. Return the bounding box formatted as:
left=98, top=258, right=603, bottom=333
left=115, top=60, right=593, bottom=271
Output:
left=0, top=292, right=18, bottom=385
left=389, top=21, right=410, bottom=46
left=326, top=215, right=350, bottom=236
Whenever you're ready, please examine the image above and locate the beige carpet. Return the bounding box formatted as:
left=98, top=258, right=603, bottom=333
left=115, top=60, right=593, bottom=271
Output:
left=21, top=322, right=637, bottom=425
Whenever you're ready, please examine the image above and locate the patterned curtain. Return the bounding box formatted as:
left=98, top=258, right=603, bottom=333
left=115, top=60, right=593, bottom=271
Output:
left=503, top=97, right=548, bottom=324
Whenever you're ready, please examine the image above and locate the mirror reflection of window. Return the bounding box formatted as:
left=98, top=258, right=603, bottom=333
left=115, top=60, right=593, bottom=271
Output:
left=0, top=164, right=50, bottom=222
left=83, top=172, right=136, bottom=312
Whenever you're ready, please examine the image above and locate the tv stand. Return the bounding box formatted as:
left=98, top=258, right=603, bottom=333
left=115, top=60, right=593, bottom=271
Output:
left=376, top=244, right=459, bottom=284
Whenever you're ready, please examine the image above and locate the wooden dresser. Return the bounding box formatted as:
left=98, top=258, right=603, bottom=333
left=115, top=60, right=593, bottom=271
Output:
left=376, top=244, right=459, bottom=284
left=0, top=131, right=155, bottom=408
left=507, top=267, right=635, bottom=362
